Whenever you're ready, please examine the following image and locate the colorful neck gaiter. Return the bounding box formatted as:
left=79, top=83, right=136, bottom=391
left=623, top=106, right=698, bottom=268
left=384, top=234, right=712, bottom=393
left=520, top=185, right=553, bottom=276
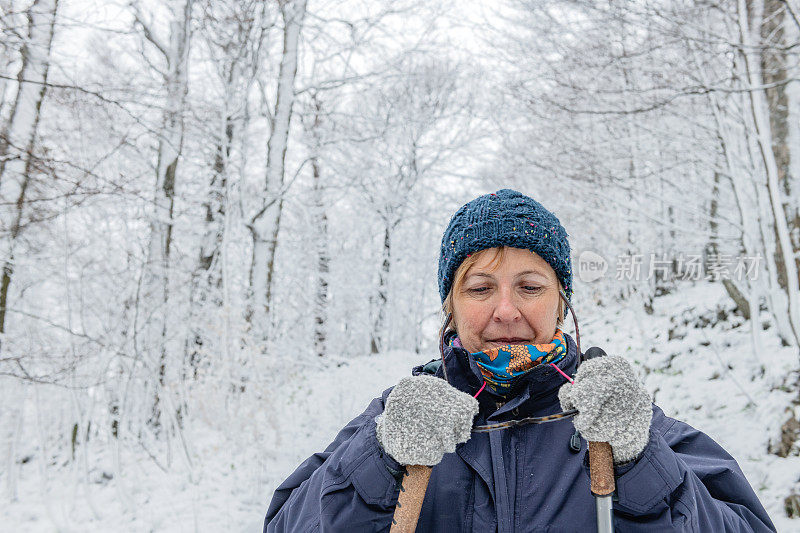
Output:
left=466, top=329, right=568, bottom=397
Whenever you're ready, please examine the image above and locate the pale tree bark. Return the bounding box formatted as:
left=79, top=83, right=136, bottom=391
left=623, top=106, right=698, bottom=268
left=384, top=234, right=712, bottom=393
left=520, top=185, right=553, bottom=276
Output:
left=371, top=221, right=395, bottom=354
left=715, top=107, right=764, bottom=355
left=748, top=1, right=800, bottom=507
left=311, top=157, right=329, bottom=358
left=0, top=0, right=58, bottom=502
left=186, top=111, right=231, bottom=377
left=734, top=59, right=794, bottom=347
left=760, top=0, right=800, bottom=326
left=248, top=0, right=307, bottom=335
left=196, top=0, right=271, bottom=288
left=187, top=0, right=273, bottom=384
left=738, top=0, right=800, bottom=347
left=785, top=15, right=800, bottom=279
left=0, top=0, right=58, bottom=346
left=198, top=117, right=232, bottom=279
left=620, top=35, right=651, bottom=299
left=690, top=35, right=765, bottom=360
left=133, top=0, right=194, bottom=430
left=304, top=95, right=330, bottom=358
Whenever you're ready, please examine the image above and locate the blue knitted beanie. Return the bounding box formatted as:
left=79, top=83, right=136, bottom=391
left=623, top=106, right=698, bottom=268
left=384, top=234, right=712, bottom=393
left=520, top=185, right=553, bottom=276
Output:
left=438, top=189, right=572, bottom=303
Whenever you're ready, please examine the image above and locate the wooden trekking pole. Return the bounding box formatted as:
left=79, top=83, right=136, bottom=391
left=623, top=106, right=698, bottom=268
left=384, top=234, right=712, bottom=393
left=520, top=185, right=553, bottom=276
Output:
left=588, top=441, right=615, bottom=533
left=389, top=465, right=432, bottom=533
left=388, top=314, right=450, bottom=532
left=390, top=465, right=432, bottom=532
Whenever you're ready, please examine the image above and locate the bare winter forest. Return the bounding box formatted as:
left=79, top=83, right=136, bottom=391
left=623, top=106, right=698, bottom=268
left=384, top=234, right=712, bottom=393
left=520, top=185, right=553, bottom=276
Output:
left=1, top=0, right=800, bottom=530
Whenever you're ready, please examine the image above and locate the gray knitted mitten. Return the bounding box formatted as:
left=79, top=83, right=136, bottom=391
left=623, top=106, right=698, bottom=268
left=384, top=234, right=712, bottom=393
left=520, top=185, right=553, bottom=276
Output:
left=558, top=355, right=652, bottom=464
left=376, top=375, right=479, bottom=466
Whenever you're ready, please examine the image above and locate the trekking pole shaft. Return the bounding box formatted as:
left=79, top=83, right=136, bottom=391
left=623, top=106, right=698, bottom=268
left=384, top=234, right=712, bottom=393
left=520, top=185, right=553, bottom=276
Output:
left=390, top=464, right=432, bottom=533
left=595, top=495, right=614, bottom=533
left=588, top=441, right=615, bottom=533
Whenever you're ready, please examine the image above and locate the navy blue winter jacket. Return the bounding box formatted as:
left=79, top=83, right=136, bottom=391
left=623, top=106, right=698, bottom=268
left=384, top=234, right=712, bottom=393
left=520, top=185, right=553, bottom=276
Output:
left=264, top=334, right=776, bottom=532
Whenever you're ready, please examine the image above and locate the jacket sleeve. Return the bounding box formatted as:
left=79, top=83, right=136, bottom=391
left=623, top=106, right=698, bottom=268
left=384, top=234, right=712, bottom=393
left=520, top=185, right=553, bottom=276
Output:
left=263, top=388, right=404, bottom=533
left=611, top=405, right=776, bottom=532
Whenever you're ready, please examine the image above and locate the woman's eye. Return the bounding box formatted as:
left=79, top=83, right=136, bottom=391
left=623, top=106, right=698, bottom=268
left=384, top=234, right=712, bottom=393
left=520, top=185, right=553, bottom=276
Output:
left=468, top=287, right=490, bottom=293
left=523, top=286, right=542, bottom=293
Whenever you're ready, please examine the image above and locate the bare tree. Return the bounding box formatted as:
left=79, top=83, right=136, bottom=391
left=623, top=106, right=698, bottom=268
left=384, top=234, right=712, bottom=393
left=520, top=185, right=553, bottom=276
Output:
left=247, top=0, right=307, bottom=337
left=129, top=0, right=194, bottom=431
left=188, top=0, right=275, bottom=378
left=330, top=56, right=475, bottom=353
left=298, top=92, right=331, bottom=358
left=0, top=0, right=58, bottom=501
left=737, top=0, right=800, bottom=347
left=0, top=0, right=58, bottom=348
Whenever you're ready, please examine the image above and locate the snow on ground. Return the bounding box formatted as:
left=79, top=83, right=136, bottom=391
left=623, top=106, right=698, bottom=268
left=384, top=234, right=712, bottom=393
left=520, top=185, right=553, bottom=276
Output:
left=2, top=348, right=424, bottom=533
left=3, top=281, right=799, bottom=531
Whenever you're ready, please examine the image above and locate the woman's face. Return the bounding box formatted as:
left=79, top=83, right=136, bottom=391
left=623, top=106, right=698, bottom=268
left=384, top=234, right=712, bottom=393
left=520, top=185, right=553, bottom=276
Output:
left=452, top=247, right=561, bottom=353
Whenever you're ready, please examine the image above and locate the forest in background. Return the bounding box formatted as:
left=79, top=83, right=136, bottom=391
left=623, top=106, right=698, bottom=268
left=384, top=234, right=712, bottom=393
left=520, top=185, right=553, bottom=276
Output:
left=1, top=0, right=800, bottom=528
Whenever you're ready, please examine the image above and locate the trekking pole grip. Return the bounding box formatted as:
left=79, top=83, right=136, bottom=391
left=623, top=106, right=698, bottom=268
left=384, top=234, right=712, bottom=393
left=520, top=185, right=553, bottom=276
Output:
left=588, top=441, right=615, bottom=495
left=588, top=441, right=615, bottom=532
left=390, top=464, right=432, bottom=533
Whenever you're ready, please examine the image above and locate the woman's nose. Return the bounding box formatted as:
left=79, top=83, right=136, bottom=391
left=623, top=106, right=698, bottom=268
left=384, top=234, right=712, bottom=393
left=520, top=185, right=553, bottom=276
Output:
left=493, top=288, right=520, bottom=322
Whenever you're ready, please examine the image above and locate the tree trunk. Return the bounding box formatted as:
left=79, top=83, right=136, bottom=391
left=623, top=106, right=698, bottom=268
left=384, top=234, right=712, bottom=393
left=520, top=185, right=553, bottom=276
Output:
left=187, top=110, right=232, bottom=376
left=785, top=14, right=800, bottom=291
left=760, top=0, right=800, bottom=308
left=0, top=0, right=59, bottom=345
left=690, top=37, right=766, bottom=361
left=312, top=158, right=329, bottom=357
left=738, top=0, right=800, bottom=347
left=306, top=97, right=329, bottom=358
left=248, top=0, right=307, bottom=334
left=0, top=3, right=57, bottom=499
left=198, top=115, right=232, bottom=278
left=143, top=0, right=193, bottom=430
left=708, top=167, right=751, bottom=320
left=371, top=222, right=391, bottom=354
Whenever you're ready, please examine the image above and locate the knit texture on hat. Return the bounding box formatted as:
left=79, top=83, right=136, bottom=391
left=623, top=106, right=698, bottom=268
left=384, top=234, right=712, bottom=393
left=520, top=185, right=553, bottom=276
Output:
left=438, top=189, right=572, bottom=302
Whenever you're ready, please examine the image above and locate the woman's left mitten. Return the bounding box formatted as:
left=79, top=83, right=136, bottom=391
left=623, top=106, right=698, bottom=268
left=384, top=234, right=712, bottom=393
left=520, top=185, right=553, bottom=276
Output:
left=558, top=355, right=652, bottom=464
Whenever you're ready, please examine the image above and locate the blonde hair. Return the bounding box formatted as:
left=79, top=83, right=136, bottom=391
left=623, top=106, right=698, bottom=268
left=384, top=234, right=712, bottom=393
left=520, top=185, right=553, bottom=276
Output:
left=441, top=247, right=566, bottom=336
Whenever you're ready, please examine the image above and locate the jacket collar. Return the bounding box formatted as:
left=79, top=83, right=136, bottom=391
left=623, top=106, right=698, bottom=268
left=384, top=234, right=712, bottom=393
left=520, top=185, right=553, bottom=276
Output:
left=437, top=331, right=580, bottom=421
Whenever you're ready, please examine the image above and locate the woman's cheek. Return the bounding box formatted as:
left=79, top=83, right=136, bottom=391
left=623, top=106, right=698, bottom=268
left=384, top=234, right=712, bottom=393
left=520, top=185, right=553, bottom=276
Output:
left=462, top=307, right=488, bottom=333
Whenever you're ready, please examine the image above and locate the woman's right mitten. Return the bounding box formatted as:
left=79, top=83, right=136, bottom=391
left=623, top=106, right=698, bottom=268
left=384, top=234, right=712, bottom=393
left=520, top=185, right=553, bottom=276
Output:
left=375, top=375, right=479, bottom=466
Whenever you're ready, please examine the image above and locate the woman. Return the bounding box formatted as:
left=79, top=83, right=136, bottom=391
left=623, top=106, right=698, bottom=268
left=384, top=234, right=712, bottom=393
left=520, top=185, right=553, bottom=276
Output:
left=264, top=189, right=775, bottom=532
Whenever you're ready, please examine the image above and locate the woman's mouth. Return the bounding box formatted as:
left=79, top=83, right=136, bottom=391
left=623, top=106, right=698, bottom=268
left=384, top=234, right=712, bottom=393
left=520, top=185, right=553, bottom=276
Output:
left=487, top=338, right=530, bottom=345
